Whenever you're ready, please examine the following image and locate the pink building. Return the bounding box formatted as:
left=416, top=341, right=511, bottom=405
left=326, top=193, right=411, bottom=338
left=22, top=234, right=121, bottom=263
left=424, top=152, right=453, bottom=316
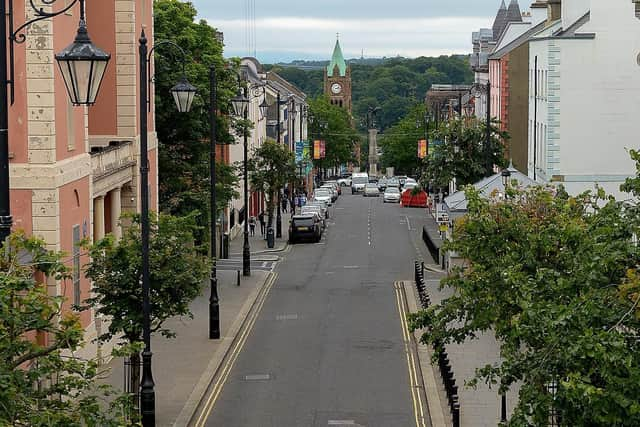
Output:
left=6, top=0, right=157, bottom=359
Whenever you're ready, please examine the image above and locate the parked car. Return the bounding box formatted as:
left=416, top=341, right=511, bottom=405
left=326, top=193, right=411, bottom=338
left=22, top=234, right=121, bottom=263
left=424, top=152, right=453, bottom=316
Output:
left=301, top=206, right=326, bottom=228
left=383, top=187, right=401, bottom=203
left=306, top=200, right=329, bottom=218
left=320, top=184, right=338, bottom=202
left=313, top=189, right=332, bottom=206
left=363, top=183, right=380, bottom=197
left=324, top=180, right=341, bottom=195
left=378, top=177, right=388, bottom=192
left=289, top=215, right=322, bottom=243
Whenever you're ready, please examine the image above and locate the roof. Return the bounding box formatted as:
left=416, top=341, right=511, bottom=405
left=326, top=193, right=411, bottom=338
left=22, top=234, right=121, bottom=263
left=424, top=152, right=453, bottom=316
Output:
left=554, top=11, right=591, bottom=37
left=492, top=1, right=508, bottom=40
left=444, top=164, right=539, bottom=212
left=489, top=20, right=547, bottom=59
left=327, top=39, right=347, bottom=77
left=506, top=0, right=522, bottom=22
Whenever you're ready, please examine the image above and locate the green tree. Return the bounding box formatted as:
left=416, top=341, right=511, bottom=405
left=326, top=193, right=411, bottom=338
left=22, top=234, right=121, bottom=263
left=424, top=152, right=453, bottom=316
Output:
left=247, top=139, right=298, bottom=228
left=0, top=232, right=129, bottom=426
left=410, top=184, right=640, bottom=426
left=379, top=104, right=429, bottom=176
left=84, top=213, right=206, bottom=404
left=423, top=117, right=508, bottom=190
left=307, top=96, right=360, bottom=172
left=154, top=0, right=238, bottom=241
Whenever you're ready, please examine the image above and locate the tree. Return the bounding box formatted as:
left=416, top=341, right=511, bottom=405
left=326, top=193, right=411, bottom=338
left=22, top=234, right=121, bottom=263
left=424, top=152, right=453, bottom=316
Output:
left=307, top=96, right=360, bottom=173
left=154, top=0, right=238, bottom=242
left=247, top=139, right=297, bottom=227
left=423, top=117, right=508, bottom=190
left=0, top=232, right=129, bottom=426
left=409, top=183, right=640, bottom=426
left=84, top=213, right=207, bottom=404
left=379, top=104, right=429, bottom=176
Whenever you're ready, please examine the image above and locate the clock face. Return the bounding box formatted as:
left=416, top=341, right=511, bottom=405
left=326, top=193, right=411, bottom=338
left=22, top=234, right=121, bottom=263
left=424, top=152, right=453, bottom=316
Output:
left=331, top=83, right=342, bottom=94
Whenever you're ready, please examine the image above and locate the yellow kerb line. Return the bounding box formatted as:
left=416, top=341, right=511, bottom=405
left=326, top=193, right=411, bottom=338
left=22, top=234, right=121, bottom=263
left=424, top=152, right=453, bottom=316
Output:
left=195, top=273, right=278, bottom=427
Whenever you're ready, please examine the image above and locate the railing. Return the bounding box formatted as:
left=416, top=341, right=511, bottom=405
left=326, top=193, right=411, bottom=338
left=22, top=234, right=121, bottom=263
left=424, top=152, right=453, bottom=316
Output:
left=414, top=261, right=460, bottom=427
left=90, top=141, right=135, bottom=180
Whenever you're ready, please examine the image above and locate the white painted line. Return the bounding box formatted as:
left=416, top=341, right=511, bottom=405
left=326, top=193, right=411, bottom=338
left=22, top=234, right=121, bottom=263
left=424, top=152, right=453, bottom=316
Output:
left=244, top=374, right=271, bottom=381
left=328, top=421, right=355, bottom=425
left=325, top=271, right=335, bottom=275
left=405, top=215, right=412, bottom=231
left=343, top=265, right=360, bottom=269
left=276, top=314, right=299, bottom=321
left=262, top=262, right=268, bottom=268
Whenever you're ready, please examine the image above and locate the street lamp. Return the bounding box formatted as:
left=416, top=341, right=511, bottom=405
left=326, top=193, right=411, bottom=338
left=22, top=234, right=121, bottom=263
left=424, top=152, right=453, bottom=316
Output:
left=275, top=92, right=289, bottom=239
left=231, top=84, right=251, bottom=276
left=0, top=0, right=111, bottom=244
left=208, top=65, right=220, bottom=341
left=138, top=30, right=195, bottom=426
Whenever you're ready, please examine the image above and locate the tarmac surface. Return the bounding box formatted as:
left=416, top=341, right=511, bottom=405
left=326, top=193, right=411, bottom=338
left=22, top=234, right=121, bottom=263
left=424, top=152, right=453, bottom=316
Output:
left=201, top=193, right=431, bottom=427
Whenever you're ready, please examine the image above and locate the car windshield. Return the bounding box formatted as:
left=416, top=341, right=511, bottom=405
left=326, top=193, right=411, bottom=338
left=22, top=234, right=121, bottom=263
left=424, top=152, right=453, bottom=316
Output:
left=292, top=218, right=314, bottom=227
left=365, top=183, right=378, bottom=188
left=385, top=187, right=399, bottom=193
left=352, top=176, right=368, bottom=184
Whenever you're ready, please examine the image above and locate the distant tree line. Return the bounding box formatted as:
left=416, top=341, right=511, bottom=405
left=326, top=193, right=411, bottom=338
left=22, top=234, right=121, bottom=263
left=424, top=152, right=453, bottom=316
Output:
left=266, top=55, right=473, bottom=132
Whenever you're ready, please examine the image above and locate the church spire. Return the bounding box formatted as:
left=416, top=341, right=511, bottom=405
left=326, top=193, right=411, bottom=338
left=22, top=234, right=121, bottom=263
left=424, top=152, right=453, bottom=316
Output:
left=327, top=37, right=347, bottom=77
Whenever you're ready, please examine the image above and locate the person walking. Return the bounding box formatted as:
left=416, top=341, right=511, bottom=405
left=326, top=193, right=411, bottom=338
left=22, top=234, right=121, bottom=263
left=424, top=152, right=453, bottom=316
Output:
left=249, top=216, right=256, bottom=236
left=258, top=211, right=266, bottom=235
left=281, top=197, right=288, bottom=213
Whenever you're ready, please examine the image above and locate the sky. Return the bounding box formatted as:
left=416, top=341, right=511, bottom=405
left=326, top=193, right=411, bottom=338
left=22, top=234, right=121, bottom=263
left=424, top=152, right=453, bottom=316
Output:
left=190, top=0, right=509, bottom=63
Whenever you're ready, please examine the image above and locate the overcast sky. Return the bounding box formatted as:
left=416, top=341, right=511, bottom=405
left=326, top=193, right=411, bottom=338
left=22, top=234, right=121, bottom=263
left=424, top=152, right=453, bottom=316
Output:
left=190, top=0, right=510, bottom=63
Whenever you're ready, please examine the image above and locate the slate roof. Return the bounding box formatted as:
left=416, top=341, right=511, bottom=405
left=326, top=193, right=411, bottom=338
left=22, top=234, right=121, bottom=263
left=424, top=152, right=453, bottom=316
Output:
left=444, top=164, right=538, bottom=212
left=489, top=20, right=547, bottom=59
left=492, top=0, right=523, bottom=41
left=327, top=39, right=347, bottom=77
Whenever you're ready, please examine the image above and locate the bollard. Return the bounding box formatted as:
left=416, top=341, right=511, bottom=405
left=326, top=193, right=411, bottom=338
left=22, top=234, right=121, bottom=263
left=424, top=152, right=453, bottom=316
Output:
left=237, top=270, right=240, bottom=287
left=500, top=392, right=507, bottom=423
left=452, top=401, right=460, bottom=427
left=421, top=261, right=425, bottom=277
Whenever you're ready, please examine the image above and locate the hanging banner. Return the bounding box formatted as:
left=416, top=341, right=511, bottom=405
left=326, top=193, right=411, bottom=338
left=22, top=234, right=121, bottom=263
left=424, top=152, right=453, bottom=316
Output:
left=314, top=140, right=321, bottom=160
left=302, top=141, right=310, bottom=161
left=418, top=139, right=428, bottom=159
left=320, top=140, right=326, bottom=159
left=295, top=141, right=304, bottom=163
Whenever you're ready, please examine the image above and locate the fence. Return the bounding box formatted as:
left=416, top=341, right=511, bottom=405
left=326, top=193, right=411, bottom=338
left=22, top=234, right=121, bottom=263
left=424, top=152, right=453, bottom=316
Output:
left=414, top=261, right=460, bottom=427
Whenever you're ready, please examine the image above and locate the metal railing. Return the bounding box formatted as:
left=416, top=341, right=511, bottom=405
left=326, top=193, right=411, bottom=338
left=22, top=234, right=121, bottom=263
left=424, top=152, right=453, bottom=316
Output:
left=414, top=261, right=460, bottom=427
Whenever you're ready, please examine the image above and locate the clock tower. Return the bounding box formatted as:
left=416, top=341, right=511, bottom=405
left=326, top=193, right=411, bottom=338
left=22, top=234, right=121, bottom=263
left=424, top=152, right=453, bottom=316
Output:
left=324, top=37, right=352, bottom=113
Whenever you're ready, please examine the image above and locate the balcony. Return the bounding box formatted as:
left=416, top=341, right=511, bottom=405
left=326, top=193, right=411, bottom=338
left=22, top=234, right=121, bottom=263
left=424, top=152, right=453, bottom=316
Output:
left=91, top=140, right=136, bottom=184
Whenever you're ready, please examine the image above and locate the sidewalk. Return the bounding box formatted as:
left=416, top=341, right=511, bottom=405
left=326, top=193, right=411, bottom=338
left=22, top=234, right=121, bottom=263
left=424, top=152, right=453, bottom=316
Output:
left=229, top=215, right=291, bottom=256
left=101, top=269, right=274, bottom=427
left=412, top=214, right=519, bottom=427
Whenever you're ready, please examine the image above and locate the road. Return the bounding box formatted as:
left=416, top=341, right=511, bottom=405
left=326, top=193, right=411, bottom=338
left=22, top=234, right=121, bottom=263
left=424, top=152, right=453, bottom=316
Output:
left=201, top=192, right=431, bottom=427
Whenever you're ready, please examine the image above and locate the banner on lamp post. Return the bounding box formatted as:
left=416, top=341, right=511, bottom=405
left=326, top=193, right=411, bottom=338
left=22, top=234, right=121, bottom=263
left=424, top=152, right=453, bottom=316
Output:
left=320, top=140, right=326, bottom=159
left=314, top=140, right=326, bottom=159
left=295, top=141, right=304, bottom=162
left=418, top=139, right=428, bottom=159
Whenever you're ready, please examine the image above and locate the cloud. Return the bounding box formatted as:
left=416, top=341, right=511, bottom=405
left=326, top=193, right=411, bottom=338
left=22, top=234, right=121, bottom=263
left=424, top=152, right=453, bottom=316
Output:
left=205, top=16, right=492, bottom=61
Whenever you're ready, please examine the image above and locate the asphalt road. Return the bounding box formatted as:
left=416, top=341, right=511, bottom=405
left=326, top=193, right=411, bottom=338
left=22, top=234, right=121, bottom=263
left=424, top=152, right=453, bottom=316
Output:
left=204, top=192, right=428, bottom=427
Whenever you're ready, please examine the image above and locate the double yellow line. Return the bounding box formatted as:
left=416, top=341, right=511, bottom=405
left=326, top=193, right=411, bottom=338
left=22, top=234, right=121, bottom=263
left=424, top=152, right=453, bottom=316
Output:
left=394, top=282, right=428, bottom=427
left=193, top=272, right=278, bottom=427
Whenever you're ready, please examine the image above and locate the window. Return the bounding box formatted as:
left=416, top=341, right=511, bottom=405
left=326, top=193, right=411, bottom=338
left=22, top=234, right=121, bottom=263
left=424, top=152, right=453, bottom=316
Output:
left=73, top=225, right=81, bottom=306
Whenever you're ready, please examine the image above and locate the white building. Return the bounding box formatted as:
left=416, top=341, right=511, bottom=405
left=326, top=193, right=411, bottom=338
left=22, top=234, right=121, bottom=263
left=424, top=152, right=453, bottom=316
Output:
left=527, top=0, right=640, bottom=199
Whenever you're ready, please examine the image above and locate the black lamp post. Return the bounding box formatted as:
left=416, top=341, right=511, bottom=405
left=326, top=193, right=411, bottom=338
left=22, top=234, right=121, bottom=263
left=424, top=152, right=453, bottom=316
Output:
left=0, top=0, right=110, bottom=244
left=138, top=30, right=196, bottom=426
left=231, top=84, right=251, bottom=276
left=208, top=65, right=220, bottom=340
left=275, top=92, right=288, bottom=239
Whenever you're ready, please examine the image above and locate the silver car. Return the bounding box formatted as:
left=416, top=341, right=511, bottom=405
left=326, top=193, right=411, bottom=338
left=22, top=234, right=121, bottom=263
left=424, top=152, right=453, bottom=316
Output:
left=383, top=187, right=401, bottom=203
left=301, top=206, right=325, bottom=228
left=363, top=183, right=380, bottom=197
left=306, top=200, right=329, bottom=218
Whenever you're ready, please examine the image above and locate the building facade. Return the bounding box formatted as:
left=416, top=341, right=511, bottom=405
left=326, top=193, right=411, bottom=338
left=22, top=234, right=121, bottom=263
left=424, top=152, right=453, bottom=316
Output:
left=7, top=0, right=157, bottom=360
left=324, top=38, right=352, bottom=114
left=527, top=0, right=640, bottom=198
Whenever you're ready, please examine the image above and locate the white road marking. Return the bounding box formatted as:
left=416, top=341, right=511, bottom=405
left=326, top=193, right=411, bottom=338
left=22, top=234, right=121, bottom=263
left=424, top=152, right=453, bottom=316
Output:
left=343, top=265, right=360, bottom=269
left=276, top=314, right=299, bottom=320
left=244, top=374, right=271, bottom=381
left=328, top=421, right=355, bottom=425
left=405, top=215, right=412, bottom=231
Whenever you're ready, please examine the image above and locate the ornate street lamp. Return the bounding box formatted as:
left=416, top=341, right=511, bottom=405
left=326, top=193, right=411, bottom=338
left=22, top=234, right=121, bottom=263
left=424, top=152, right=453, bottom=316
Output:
left=1, top=0, right=111, bottom=244
left=171, top=76, right=197, bottom=113
left=231, top=84, right=251, bottom=276
left=138, top=30, right=195, bottom=426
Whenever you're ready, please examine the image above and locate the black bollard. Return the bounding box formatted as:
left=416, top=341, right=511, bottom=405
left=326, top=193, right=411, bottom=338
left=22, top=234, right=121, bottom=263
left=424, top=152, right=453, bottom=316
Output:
left=237, top=270, right=240, bottom=287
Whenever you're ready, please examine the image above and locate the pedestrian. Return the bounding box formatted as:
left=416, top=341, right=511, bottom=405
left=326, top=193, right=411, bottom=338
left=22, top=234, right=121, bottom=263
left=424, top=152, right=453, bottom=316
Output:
left=291, top=196, right=296, bottom=215
left=249, top=216, right=256, bottom=236
left=258, top=211, right=266, bottom=235
left=281, top=197, right=288, bottom=213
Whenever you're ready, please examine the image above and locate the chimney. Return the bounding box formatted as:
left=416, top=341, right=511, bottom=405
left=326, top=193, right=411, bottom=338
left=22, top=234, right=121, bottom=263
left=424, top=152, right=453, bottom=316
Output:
left=547, top=0, right=561, bottom=23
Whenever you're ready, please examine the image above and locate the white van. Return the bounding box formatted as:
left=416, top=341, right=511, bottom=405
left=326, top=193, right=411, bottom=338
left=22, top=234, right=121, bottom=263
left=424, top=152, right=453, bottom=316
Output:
left=351, top=172, right=369, bottom=194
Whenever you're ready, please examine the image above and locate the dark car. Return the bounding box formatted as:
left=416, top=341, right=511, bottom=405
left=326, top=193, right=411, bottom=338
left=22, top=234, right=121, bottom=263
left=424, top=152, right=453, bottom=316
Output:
left=289, top=215, right=322, bottom=243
